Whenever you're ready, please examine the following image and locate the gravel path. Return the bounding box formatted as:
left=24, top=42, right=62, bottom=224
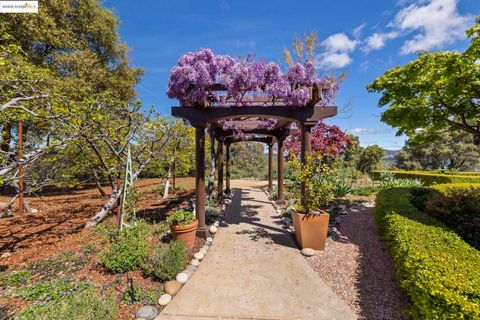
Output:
left=306, top=203, right=411, bottom=320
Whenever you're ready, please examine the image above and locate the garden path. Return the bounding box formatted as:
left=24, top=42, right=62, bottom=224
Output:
left=157, top=182, right=356, bottom=320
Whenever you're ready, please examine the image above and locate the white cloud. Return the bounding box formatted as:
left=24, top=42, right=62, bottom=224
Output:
left=319, top=53, right=352, bottom=69
left=349, top=127, right=396, bottom=135
left=395, top=0, right=472, bottom=54
left=322, top=33, right=358, bottom=53
left=350, top=128, right=378, bottom=134
left=353, top=23, right=367, bottom=38
left=362, top=0, right=472, bottom=54
left=319, top=33, right=357, bottom=70
left=363, top=32, right=399, bottom=52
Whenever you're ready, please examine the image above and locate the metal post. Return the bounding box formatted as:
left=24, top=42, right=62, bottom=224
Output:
left=195, top=125, right=207, bottom=238
left=18, top=120, right=24, bottom=214
left=301, top=125, right=312, bottom=208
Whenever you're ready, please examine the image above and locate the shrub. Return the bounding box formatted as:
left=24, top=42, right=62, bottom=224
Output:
left=17, top=288, right=118, bottom=320
left=205, top=206, right=220, bottom=225
left=426, top=183, right=480, bottom=250
left=99, top=223, right=149, bottom=273
left=376, top=188, right=480, bottom=319
left=296, top=154, right=335, bottom=212
left=372, top=170, right=480, bottom=185
left=143, top=241, right=187, bottom=281
left=409, top=187, right=433, bottom=212
left=333, top=180, right=352, bottom=197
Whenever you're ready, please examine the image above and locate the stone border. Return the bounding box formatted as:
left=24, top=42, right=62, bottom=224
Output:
left=136, top=195, right=233, bottom=319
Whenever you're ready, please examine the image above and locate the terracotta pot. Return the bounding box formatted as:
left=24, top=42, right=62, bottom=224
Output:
left=170, top=219, right=198, bottom=248
left=291, top=210, right=329, bottom=250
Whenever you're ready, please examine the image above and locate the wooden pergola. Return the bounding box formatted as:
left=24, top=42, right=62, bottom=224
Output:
left=172, top=86, right=337, bottom=238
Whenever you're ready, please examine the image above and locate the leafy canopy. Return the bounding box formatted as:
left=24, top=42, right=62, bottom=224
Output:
left=367, top=17, right=480, bottom=143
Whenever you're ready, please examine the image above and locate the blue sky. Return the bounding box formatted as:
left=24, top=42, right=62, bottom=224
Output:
left=104, top=0, right=479, bottom=150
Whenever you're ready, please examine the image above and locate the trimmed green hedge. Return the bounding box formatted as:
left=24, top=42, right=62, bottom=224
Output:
left=431, top=171, right=480, bottom=176
left=376, top=188, right=480, bottom=319
left=427, top=184, right=480, bottom=250
left=372, top=170, right=480, bottom=186
left=431, top=182, right=480, bottom=192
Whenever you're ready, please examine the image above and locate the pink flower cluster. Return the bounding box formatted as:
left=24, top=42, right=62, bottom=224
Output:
left=167, top=49, right=338, bottom=106
left=284, top=122, right=352, bottom=158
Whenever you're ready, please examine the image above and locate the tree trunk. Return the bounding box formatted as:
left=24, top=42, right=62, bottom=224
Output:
left=162, top=164, right=172, bottom=199
left=84, top=189, right=121, bottom=228
left=92, top=170, right=107, bottom=198
left=172, top=161, right=176, bottom=192
left=163, top=142, right=179, bottom=199
left=6, top=180, right=31, bottom=215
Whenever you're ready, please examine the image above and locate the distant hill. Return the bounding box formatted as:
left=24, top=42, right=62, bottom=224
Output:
left=384, top=149, right=400, bottom=161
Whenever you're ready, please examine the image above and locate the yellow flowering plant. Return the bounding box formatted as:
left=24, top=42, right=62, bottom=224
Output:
left=291, top=153, right=336, bottom=213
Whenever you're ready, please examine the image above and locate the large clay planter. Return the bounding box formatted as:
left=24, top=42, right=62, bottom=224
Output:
left=170, top=219, right=198, bottom=248
left=291, top=210, right=329, bottom=250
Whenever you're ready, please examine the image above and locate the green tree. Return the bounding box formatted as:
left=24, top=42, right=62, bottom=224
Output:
left=395, top=130, right=480, bottom=171
left=158, top=120, right=194, bottom=197
left=0, top=0, right=142, bottom=102
left=230, top=142, right=268, bottom=179
left=367, top=17, right=480, bottom=144
left=394, top=149, right=423, bottom=171
left=356, top=145, right=385, bottom=174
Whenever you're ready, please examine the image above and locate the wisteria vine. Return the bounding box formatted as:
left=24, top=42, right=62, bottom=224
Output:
left=167, top=49, right=338, bottom=107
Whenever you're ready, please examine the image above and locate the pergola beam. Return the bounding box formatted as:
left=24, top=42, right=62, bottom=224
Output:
left=172, top=105, right=337, bottom=126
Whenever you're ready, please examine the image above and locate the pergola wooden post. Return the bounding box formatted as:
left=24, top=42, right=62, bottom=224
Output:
left=225, top=142, right=231, bottom=194
left=194, top=125, right=208, bottom=238
left=217, top=138, right=224, bottom=201
left=268, top=143, right=273, bottom=194
left=277, top=137, right=285, bottom=204
left=300, top=124, right=313, bottom=208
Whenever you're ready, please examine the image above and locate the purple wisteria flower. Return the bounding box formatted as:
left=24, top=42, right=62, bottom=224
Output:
left=167, top=49, right=338, bottom=107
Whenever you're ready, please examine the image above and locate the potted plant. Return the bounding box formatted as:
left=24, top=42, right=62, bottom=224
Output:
left=291, top=155, right=335, bottom=250
left=167, top=209, right=198, bottom=248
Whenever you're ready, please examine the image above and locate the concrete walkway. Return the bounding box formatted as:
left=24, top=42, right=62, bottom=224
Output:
left=158, top=184, right=356, bottom=320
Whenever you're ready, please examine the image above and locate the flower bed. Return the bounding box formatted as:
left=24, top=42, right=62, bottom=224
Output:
left=376, top=187, right=480, bottom=319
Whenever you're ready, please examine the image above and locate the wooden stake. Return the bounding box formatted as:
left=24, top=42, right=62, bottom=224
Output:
left=18, top=120, right=24, bottom=215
